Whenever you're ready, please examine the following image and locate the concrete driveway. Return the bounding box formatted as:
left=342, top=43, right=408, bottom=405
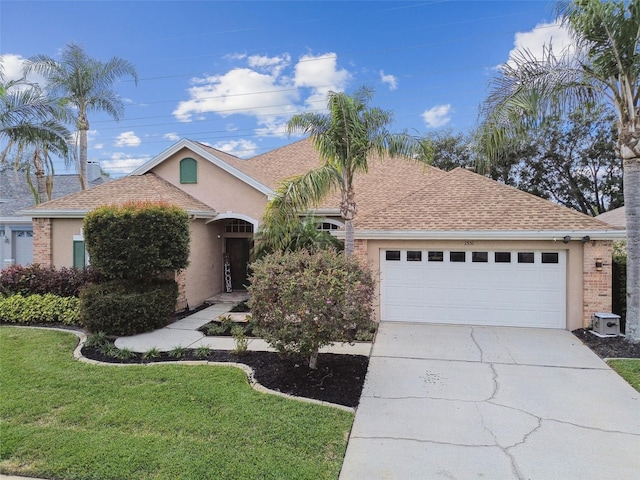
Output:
left=340, top=322, right=640, bottom=480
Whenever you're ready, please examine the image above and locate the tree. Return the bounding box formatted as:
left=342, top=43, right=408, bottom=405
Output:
left=0, top=69, right=72, bottom=203
left=262, top=87, right=426, bottom=256
left=478, top=0, right=640, bottom=342
left=25, top=43, right=137, bottom=189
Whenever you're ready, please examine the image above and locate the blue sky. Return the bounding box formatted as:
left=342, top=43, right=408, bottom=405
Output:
left=1, top=1, right=573, bottom=177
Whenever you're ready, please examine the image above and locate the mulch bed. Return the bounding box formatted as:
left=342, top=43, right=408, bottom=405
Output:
left=572, top=328, right=640, bottom=359
left=81, top=345, right=368, bottom=408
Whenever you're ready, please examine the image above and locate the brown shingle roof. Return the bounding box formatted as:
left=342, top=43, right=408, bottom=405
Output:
left=26, top=173, right=215, bottom=215
left=355, top=168, right=616, bottom=231
left=228, top=138, right=447, bottom=215
left=596, top=206, right=626, bottom=228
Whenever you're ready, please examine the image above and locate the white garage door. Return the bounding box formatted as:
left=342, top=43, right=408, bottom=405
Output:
left=381, top=249, right=566, bottom=328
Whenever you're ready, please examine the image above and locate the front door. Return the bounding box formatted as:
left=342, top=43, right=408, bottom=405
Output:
left=225, top=238, right=250, bottom=290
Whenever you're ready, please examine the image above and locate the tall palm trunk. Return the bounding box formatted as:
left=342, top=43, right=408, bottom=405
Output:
left=341, top=184, right=357, bottom=256
left=623, top=156, right=639, bottom=342
left=77, top=111, right=89, bottom=190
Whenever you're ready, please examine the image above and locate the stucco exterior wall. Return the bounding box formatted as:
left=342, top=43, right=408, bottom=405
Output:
left=150, top=148, right=268, bottom=222
left=360, top=238, right=585, bottom=331
left=49, top=218, right=85, bottom=267
left=183, top=219, right=224, bottom=308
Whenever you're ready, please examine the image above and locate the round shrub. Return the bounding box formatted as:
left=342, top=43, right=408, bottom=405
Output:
left=83, top=201, right=190, bottom=280
left=80, top=279, right=178, bottom=336
left=248, top=249, right=375, bottom=368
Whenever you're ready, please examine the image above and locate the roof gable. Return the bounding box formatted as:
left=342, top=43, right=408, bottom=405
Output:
left=355, top=167, right=619, bottom=233
left=130, top=138, right=272, bottom=196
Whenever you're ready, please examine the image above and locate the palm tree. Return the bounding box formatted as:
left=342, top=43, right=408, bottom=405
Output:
left=25, top=43, right=137, bottom=189
left=0, top=70, right=72, bottom=203
left=478, top=0, right=639, bottom=342
left=262, top=87, right=425, bottom=256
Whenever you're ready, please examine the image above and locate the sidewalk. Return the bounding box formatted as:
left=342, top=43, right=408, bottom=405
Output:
left=114, top=304, right=372, bottom=356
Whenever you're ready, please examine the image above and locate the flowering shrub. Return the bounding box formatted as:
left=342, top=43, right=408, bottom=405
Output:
left=0, top=264, right=103, bottom=297
left=248, top=249, right=375, bottom=368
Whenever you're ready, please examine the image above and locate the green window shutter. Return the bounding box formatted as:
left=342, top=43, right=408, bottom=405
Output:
left=73, top=241, right=86, bottom=268
left=180, top=158, right=197, bottom=184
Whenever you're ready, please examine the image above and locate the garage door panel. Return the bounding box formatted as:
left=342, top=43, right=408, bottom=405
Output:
left=381, top=249, right=566, bottom=328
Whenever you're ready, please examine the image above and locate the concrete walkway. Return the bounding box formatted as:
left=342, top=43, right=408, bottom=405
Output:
left=114, top=304, right=371, bottom=356
left=340, top=322, right=640, bottom=480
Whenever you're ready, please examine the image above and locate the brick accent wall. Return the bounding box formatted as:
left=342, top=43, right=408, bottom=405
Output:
left=583, top=240, right=613, bottom=326
left=353, top=239, right=369, bottom=265
left=32, top=218, right=52, bottom=267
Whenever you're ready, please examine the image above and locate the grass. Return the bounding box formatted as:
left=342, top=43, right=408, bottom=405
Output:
left=0, top=327, right=353, bottom=480
left=608, top=359, right=640, bottom=392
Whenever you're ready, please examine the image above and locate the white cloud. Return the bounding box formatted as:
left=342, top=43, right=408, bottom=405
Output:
left=212, top=139, right=258, bottom=158
left=103, top=152, right=151, bottom=175
left=0, top=53, right=47, bottom=88
left=163, top=132, right=180, bottom=141
left=93, top=143, right=104, bottom=150
left=422, top=104, right=452, bottom=128
left=507, top=21, right=575, bottom=65
left=173, top=51, right=351, bottom=137
left=380, top=70, right=398, bottom=91
left=114, top=131, right=141, bottom=147
left=70, top=129, right=98, bottom=146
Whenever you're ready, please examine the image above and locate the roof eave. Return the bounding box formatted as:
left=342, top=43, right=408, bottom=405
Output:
left=19, top=209, right=217, bottom=219
left=334, top=229, right=627, bottom=241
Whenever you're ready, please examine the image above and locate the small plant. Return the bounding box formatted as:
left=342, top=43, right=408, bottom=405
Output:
left=85, top=331, right=108, bottom=348
left=117, top=347, right=136, bottom=360
left=229, top=301, right=250, bottom=313
left=231, top=325, right=248, bottom=354
left=206, top=323, right=227, bottom=336
left=169, top=346, right=186, bottom=358
left=100, top=342, right=119, bottom=358
left=143, top=347, right=160, bottom=360
left=194, top=346, right=211, bottom=358
left=219, top=314, right=235, bottom=332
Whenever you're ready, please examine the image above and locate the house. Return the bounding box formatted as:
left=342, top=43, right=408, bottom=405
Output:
left=20, top=138, right=624, bottom=329
left=1, top=162, right=108, bottom=267
left=596, top=206, right=626, bottom=229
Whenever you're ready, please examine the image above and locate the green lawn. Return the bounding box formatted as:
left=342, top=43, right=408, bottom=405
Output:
left=0, top=327, right=353, bottom=480
left=608, top=359, right=640, bottom=392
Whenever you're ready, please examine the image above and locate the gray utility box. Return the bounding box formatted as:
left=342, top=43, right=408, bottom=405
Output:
left=592, top=312, right=621, bottom=336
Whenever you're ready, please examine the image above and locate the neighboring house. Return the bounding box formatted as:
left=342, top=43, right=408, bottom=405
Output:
left=596, top=206, right=626, bottom=229
left=1, top=162, right=107, bottom=268
left=21, top=138, right=624, bottom=329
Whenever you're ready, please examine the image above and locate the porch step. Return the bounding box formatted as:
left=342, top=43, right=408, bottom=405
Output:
left=205, top=291, right=250, bottom=305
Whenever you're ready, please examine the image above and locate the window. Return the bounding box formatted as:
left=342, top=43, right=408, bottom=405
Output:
left=386, top=250, right=401, bottom=261
left=318, top=222, right=340, bottom=232
left=495, top=252, right=511, bottom=263
left=428, top=251, right=443, bottom=262
left=542, top=252, right=559, bottom=264
left=73, top=240, right=86, bottom=268
left=225, top=219, right=254, bottom=233
left=407, top=251, right=422, bottom=262
left=180, top=157, right=197, bottom=184
left=450, top=251, right=466, bottom=262
left=472, top=252, right=488, bottom=263
left=518, top=252, right=535, bottom=263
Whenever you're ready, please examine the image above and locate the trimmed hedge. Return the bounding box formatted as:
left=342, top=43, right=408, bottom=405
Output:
left=83, top=202, right=190, bottom=280
left=80, top=280, right=178, bottom=336
left=0, top=294, right=80, bottom=325
left=0, top=264, right=103, bottom=297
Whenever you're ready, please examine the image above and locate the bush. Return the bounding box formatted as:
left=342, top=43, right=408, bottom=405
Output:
left=0, top=264, right=103, bottom=297
left=80, top=280, right=178, bottom=336
left=248, top=249, right=375, bottom=368
left=83, top=201, right=190, bottom=280
left=0, top=294, right=80, bottom=325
